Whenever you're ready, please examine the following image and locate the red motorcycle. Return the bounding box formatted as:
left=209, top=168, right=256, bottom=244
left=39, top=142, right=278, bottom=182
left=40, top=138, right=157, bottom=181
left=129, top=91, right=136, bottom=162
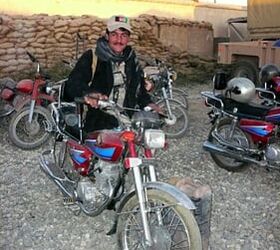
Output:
left=201, top=72, right=280, bottom=172
left=39, top=97, right=202, bottom=249
left=1, top=51, right=66, bottom=150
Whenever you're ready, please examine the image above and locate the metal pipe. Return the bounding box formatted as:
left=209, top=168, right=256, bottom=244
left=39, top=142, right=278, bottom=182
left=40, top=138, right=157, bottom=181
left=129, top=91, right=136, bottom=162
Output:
left=132, top=164, right=152, bottom=246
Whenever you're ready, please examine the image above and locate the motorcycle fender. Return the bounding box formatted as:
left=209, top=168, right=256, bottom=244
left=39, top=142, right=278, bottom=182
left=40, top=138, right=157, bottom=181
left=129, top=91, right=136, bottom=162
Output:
left=106, top=181, right=196, bottom=235
left=119, top=181, right=195, bottom=211
left=14, top=96, right=31, bottom=111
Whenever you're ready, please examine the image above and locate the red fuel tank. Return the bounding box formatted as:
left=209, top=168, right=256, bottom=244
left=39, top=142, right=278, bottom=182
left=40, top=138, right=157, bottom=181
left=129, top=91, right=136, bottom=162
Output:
left=85, top=131, right=124, bottom=162
left=16, top=79, right=33, bottom=94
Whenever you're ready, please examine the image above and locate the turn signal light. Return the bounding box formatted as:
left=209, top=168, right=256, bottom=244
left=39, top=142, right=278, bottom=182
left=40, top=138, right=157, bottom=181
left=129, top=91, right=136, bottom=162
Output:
left=121, top=131, right=135, bottom=141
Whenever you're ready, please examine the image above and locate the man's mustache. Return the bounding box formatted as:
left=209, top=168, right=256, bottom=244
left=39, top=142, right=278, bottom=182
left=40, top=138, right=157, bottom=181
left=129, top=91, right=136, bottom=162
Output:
left=112, top=42, right=125, bottom=46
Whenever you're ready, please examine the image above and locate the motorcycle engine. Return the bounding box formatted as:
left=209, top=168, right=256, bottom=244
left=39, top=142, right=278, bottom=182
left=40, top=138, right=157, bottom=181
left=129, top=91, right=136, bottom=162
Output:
left=265, top=144, right=280, bottom=163
left=76, top=160, right=121, bottom=209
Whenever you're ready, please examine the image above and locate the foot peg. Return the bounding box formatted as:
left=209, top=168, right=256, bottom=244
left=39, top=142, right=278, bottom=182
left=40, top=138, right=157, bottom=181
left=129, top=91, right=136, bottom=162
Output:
left=63, top=196, right=81, bottom=215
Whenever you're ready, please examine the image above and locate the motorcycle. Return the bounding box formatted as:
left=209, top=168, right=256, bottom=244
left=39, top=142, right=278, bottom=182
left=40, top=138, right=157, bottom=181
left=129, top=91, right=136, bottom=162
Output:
left=39, top=95, right=202, bottom=249
left=256, top=64, right=280, bottom=106
left=144, top=61, right=189, bottom=139
left=6, top=51, right=66, bottom=150
left=201, top=72, right=280, bottom=172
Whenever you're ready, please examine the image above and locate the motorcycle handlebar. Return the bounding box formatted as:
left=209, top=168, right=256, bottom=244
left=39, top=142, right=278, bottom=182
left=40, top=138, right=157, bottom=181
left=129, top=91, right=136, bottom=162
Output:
left=26, top=51, right=38, bottom=63
left=74, top=96, right=115, bottom=109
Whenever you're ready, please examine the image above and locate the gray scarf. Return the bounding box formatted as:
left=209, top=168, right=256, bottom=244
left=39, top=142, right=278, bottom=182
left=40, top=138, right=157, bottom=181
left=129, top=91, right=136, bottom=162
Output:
left=95, top=36, right=133, bottom=63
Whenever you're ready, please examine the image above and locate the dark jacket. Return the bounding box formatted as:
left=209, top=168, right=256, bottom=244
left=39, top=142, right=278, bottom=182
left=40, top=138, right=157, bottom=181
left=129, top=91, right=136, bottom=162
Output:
left=64, top=49, right=152, bottom=108
left=63, top=46, right=152, bottom=132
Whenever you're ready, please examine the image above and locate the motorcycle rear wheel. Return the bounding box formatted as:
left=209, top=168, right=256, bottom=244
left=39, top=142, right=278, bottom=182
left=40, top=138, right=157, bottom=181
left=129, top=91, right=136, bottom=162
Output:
left=8, top=106, right=52, bottom=150
left=117, top=188, right=202, bottom=250
left=208, top=118, right=253, bottom=171
left=157, top=98, right=188, bottom=139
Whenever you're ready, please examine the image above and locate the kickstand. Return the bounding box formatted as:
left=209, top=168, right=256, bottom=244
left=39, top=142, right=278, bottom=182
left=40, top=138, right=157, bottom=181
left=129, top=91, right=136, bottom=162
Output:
left=106, top=215, right=118, bottom=235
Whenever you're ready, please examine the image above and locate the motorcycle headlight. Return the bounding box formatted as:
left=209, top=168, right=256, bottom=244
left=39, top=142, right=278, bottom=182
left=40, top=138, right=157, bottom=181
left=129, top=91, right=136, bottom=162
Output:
left=45, top=86, right=52, bottom=94
left=144, top=129, right=165, bottom=149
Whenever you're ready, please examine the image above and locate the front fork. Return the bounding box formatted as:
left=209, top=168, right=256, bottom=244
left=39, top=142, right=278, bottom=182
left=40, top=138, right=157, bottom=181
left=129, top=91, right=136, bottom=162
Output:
left=161, top=87, right=173, bottom=119
left=128, top=144, right=157, bottom=246
left=28, top=99, right=36, bottom=123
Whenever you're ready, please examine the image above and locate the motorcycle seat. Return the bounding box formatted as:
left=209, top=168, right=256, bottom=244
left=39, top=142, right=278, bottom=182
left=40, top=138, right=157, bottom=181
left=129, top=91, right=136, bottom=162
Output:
left=205, top=93, right=271, bottom=120
left=221, top=96, right=271, bottom=120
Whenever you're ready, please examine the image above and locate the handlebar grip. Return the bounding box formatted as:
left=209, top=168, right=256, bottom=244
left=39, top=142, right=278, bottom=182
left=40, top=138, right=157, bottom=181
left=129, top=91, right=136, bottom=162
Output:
left=26, top=51, right=37, bottom=63
left=77, top=32, right=82, bottom=40
left=62, top=59, right=70, bottom=65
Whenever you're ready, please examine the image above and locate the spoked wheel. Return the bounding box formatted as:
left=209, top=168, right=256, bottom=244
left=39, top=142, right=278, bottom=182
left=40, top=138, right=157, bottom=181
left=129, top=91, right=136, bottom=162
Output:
left=208, top=118, right=253, bottom=171
left=117, top=189, right=202, bottom=250
left=8, top=106, right=53, bottom=150
left=157, top=98, right=188, bottom=139
left=169, top=87, right=188, bottom=110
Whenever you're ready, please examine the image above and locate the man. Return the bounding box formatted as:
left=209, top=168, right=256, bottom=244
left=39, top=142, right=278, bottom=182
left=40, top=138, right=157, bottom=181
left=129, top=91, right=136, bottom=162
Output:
left=63, top=15, right=159, bottom=132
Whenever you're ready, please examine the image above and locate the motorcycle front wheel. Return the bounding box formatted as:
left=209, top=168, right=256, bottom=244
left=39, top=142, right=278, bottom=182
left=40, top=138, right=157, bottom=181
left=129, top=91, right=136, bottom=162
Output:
left=208, top=118, right=253, bottom=171
left=8, top=106, right=53, bottom=150
left=117, top=189, right=202, bottom=250
left=157, top=98, right=188, bottom=139
left=169, top=87, right=189, bottom=110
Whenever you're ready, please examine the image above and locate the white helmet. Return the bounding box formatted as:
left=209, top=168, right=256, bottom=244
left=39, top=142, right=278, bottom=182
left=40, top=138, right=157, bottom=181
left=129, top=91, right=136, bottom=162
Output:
left=226, top=77, right=256, bottom=103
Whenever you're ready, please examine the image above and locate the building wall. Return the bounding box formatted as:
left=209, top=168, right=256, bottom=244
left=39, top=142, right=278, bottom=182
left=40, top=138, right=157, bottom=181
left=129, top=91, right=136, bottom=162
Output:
left=0, top=0, right=247, bottom=77
left=0, top=0, right=247, bottom=37
left=0, top=14, right=213, bottom=77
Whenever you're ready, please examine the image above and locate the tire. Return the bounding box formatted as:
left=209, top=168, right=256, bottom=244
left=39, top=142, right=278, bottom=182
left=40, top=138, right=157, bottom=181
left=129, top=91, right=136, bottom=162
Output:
left=8, top=106, right=53, bottom=150
left=117, top=188, right=202, bottom=250
left=208, top=118, right=253, bottom=171
left=157, top=98, right=188, bottom=139
left=170, top=87, right=189, bottom=110
left=231, top=60, right=259, bottom=86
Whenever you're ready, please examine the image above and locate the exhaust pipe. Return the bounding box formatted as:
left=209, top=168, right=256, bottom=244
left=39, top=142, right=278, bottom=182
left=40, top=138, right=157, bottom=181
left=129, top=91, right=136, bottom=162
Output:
left=203, top=140, right=267, bottom=167
left=39, top=150, right=76, bottom=199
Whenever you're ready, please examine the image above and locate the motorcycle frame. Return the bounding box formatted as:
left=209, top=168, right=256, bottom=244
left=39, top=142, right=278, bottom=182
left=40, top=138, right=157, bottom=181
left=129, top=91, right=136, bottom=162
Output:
left=49, top=99, right=196, bottom=247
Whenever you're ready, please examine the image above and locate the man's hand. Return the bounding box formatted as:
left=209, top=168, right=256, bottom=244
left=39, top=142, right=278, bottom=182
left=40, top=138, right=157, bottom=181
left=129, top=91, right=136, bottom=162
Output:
left=84, top=93, right=108, bottom=108
left=147, top=103, right=163, bottom=114
left=144, top=79, right=153, bottom=92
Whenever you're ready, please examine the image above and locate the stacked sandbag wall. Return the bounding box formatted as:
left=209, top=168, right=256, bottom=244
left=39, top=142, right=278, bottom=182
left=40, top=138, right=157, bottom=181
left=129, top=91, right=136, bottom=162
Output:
left=0, top=14, right=214, bottom=78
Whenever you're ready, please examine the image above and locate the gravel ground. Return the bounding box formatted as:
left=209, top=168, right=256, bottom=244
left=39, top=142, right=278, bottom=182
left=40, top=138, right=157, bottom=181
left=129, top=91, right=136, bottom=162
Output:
left=0, top=83, right=279, bottom=250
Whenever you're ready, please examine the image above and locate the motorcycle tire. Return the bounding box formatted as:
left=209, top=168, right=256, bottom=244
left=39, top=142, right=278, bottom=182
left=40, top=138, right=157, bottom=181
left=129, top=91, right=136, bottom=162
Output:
left=208, top=118, right=254, bottom=171
left=117, top=188, right=202, bottom=250
left=8, top=106, right=53, bottom=150
left=157, top=98, right=188, bottom=139
left=170, top=87, right=189, bottom=110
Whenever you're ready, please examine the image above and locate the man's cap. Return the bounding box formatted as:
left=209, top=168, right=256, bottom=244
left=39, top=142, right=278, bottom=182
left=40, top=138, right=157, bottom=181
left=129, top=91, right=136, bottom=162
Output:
left=107, top=15, right=132, bottom=33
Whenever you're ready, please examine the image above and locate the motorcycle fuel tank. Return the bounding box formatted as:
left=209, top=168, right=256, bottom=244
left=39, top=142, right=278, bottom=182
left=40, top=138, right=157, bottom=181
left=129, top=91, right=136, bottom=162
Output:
left=67, top=139, right=94, bottom=176
left=85, top=131, right=124, bottom=162
left=16, top=79, right=33, bottom=94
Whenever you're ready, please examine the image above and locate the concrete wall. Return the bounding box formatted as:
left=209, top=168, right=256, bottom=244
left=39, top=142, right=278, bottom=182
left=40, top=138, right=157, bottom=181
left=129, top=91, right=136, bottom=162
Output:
left=194, top=3, right=247, bottom=38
